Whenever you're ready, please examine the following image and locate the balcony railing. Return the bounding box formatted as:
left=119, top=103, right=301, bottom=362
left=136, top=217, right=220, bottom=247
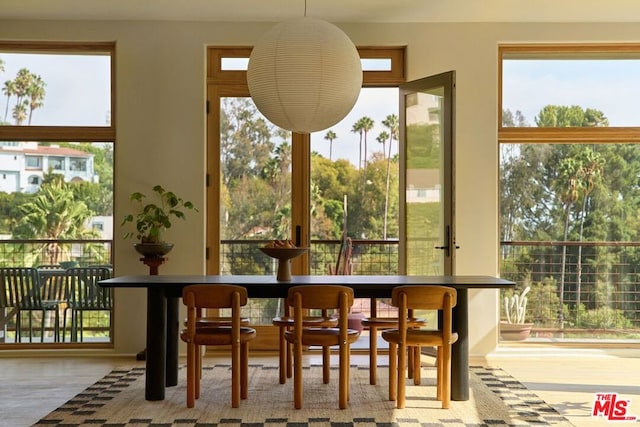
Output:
left=3, top=238, right=639, bottom=344
left=0, top=239, right=113, bottom=345
left=501, top=241, right=640, bottom=341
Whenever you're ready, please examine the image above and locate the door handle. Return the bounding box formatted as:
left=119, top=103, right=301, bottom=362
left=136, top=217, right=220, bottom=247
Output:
left=434, top=225, right=459, bottom=257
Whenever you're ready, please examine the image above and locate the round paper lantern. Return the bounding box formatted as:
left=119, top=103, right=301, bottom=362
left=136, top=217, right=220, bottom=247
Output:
left=247, top=17, right=363, bottom=133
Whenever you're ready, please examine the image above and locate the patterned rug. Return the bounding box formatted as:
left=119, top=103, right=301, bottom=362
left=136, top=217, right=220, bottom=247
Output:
left=34, top=362, right=574, bottom=426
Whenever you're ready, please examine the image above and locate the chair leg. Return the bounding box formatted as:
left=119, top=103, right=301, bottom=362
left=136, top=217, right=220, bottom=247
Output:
left=338, top=341, right=349, bottom=409
left=369, top=325, right=378, bottom=384
left=293, top=338, right=303, bottom=409
left=54, top=309, right=60, bottom=343
left=28, top=311, right=34, bottom=343
left=40, top=309, right=46, bottom=343
left=15, top=311, right=21, bottom=343
left=388, top=342, right=397, bottom=401
left=322, top=345, right=331, bottom=384
left=397, top=341, right=406, bottom=409
left=195, top=345, right=201, bottom=399
left=186, top=342, right=195, bottom=408
left=241, top=342, right=249, bottom=400
left=436, top=345, right=443, bottom=402
left=286, top=339, right=293, bottom=379
left=413, top=346, right=421, bottom=385
left=231, top=339, right=241, bottom=408
left=278, top=326, right=287, bottom=384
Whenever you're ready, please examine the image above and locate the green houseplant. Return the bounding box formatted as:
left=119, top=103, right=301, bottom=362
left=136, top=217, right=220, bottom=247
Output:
left=500, top=286, right=533, bottom=341
left=121, top=185, right=197, bottom=257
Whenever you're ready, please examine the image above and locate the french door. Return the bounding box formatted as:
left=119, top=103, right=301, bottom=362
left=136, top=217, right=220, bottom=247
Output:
left=400, top=71, right=457, bottom=275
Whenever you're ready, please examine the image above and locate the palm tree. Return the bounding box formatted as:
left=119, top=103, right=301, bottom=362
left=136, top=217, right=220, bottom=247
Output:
left=14, top=175, right=97, bottom=264
left=351, top=120, right=365, bottom=170
left=27, top=75, right=46, bottom=125
left=12, top=100, right=28, bottom=125
left=324, top=130, right=337, bottom=160
left=376, top=131, right=389, bottom=159
left=356, top=117, right=375, bottom=198
left=381, top=114, right=399, bottom=239
left=2, top=80, right=15, bottom=122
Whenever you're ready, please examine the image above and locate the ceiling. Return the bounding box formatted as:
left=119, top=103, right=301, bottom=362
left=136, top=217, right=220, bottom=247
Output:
left=3, top=0, right=640, bottom=23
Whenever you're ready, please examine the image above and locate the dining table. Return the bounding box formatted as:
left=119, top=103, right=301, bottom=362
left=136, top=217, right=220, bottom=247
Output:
left=98, top=274, right=514, bottom=401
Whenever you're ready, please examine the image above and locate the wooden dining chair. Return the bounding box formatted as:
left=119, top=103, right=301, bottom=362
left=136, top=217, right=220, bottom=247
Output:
left=272, top=306, right=338, bottom=384
left=382, top=285, right=458, bottom=409
left=361, top=303, right=425, bottom=385
left=180, top=284, right=256, bottom=408
left=284, top=285, right=360, bottom=409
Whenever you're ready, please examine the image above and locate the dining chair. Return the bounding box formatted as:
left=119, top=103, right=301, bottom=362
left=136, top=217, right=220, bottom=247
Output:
left=180, top=284, right=256, bottom=408
left=272, top=306, right=338, bottom=384
left=0, top=267, right=49, bottom=342
left=63, top=266, right=113, bottom=342
left=284, top=285, right=360, bottom=409
left=381, top=285, right=458, bottom=409
left=361, top=304, right=425, bottom=385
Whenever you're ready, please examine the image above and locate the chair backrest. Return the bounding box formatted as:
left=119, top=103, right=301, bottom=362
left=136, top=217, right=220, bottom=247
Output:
left=39, top=272, right=67, bottom=302
left=286, top=285, right=354, bottom=331
left=0, top=267, right=42, bottom=310
left=391, top=285, right=457, bottom=333
left=65, top=267, right=113, bottom=310
left=182, top=284, right=248, bottom=336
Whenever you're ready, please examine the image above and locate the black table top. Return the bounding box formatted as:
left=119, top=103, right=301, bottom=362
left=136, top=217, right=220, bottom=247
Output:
left=99, top=274, right=514, bottom=298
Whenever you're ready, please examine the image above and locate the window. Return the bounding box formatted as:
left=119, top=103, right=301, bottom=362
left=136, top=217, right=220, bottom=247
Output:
left=499, top=44, right=640, bottom=342
left=25, top=156, right=42, bottom=169
left=48, top=157, right=64, bottom=171
left=0, top=41, right=115, bottom=347
left=69, top=158, right=87, bottom=172
left=207, top=47, right=405, bottom=340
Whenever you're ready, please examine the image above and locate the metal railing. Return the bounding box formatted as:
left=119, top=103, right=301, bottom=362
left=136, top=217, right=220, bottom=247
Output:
left=501, top=241, right=640, bottom=341
left=0, top=239, right=113, bottom=344
left=3, top=238, right=640, bottom=343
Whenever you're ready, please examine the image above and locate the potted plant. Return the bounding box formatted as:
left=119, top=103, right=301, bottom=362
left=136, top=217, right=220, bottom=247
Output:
left=121, top=185, right=198, bottom=258
left=499, top=285, right=533, bottom=341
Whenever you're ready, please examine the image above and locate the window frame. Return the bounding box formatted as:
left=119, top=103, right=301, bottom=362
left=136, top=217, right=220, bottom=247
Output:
left=0, top=41, right=115, bottom=142
left=206, top=46, right=405, bottom=274
left=499, top=43, right=640, bottom=144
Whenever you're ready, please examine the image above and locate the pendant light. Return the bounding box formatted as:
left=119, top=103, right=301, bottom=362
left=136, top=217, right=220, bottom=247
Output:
left=247, top=12, right=362, bottom=134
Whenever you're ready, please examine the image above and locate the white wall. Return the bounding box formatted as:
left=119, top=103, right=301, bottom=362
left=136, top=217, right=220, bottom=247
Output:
left=2, top=19, right=640, bottom=356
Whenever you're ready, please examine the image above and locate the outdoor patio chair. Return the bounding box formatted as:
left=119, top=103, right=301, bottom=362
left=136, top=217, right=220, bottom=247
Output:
left=0, top=267, right=51, bottom=343
left=62, top=266, right=113, bottom=342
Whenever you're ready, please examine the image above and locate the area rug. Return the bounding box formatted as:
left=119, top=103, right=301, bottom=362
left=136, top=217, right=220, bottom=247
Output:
left=34, top=362, right=574, bottom=427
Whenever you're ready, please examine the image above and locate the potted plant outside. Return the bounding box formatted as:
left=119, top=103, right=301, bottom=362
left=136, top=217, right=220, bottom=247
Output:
left=500, top=286, right=533, bottom=341
left=121, top=185, right=198, bottom=258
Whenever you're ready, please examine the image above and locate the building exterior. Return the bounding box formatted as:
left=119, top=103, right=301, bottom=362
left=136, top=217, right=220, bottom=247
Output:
left=0, top=141, right=97, bottom=194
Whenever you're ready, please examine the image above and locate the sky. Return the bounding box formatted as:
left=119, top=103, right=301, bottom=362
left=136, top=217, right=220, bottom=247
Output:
left=3, top=52, right=639, bottom=163
left=0, top=53, right=111, bottom=126
left=502, top=59, right=640, bottom=127
left=309, top=87, right=399, bottom=165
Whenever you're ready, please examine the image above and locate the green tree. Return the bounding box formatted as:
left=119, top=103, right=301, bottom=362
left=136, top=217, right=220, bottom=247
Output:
left=12, top=175, right=98, bottom=264
left=502, top=108, right=528, bottom=127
